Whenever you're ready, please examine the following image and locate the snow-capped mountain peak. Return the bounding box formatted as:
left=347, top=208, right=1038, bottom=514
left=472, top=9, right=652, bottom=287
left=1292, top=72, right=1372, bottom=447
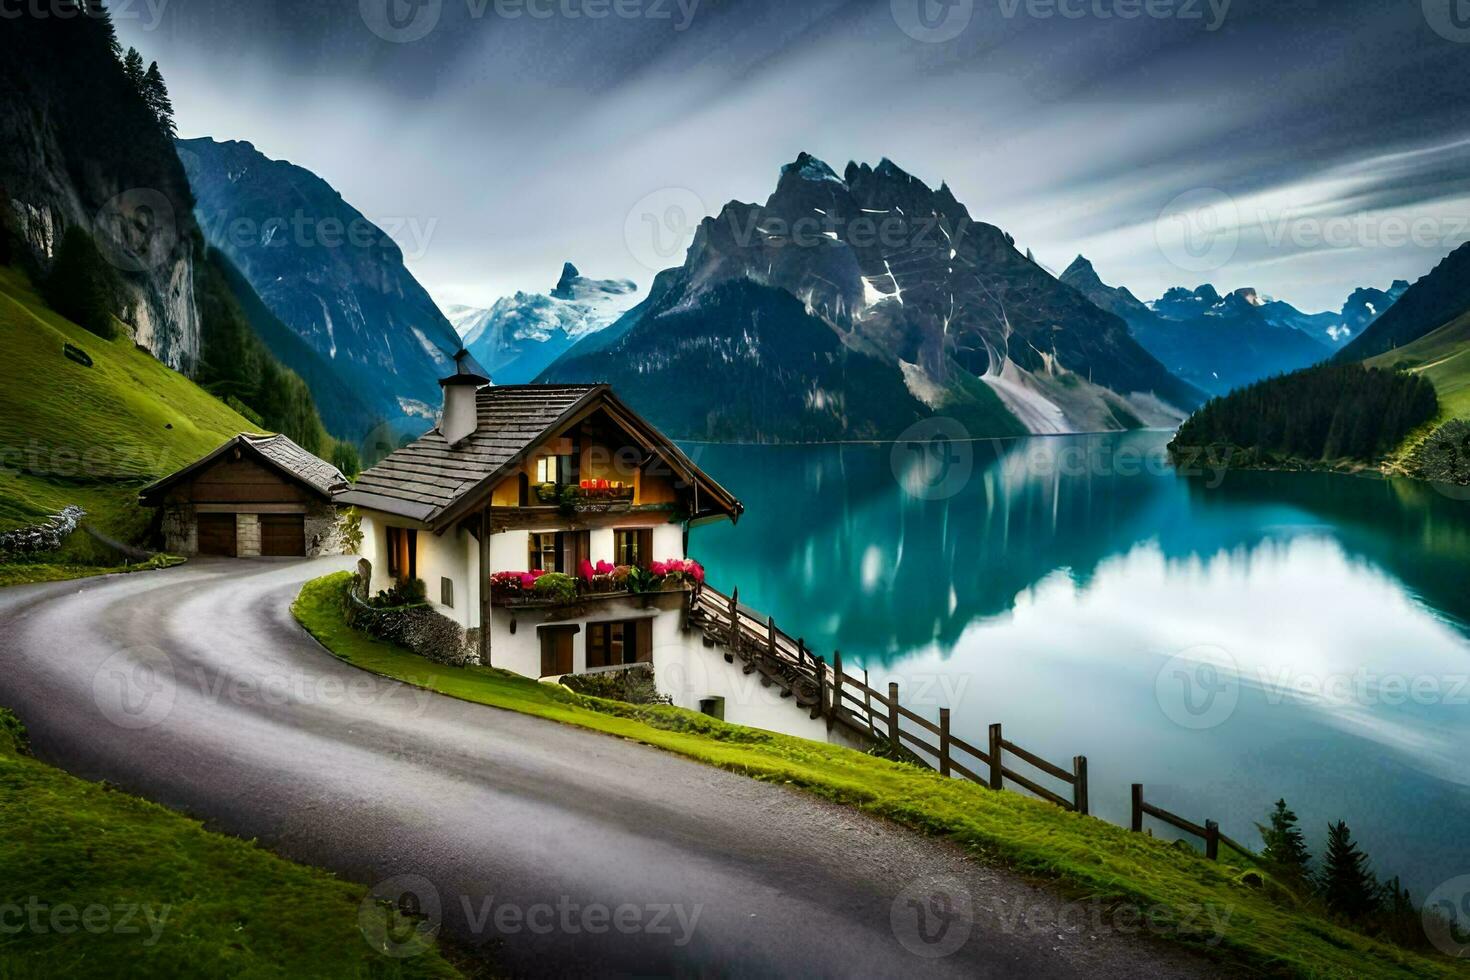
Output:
left=458, top=263, right=640, bottom=384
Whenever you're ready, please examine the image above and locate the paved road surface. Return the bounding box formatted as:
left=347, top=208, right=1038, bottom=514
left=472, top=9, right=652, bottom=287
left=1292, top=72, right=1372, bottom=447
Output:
left=0, top=558, right=1226, bottom=977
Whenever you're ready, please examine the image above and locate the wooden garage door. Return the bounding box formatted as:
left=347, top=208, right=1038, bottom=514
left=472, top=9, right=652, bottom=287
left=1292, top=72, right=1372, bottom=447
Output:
left=260, top=514, right=306, bottom=557
left=198, top=514, right=237, bottom=556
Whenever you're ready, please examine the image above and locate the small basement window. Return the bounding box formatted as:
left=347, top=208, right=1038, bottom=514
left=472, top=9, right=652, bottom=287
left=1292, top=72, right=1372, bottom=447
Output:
left=440, top=577, right=454, bottom=608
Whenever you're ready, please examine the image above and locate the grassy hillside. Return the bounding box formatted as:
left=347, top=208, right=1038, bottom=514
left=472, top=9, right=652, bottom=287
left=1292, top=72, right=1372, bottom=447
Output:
left=0, top=265, right=256, bottom=549
left=1367, top=309, right=1470, bottom=421
left=0, top=707, right=457, bottom=976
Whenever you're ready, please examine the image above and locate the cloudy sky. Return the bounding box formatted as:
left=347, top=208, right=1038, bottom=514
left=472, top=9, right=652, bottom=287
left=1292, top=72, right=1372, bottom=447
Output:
left=117, top=0, right=1470, bottom=313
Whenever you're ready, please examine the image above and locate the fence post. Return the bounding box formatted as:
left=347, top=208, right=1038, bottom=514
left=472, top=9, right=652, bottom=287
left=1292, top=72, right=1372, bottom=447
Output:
left=728, top=588, right=739, bottom=651
left=939, top=708, right=952, bottom=777
left=814, top=655, right=826, bottom=719
left=830, top=651, right=842, bottom=731
left=1131, top=784, right=1144, bottom=832
left=863, top=669, right=874, bottom=732
left=1205, top=819, right=1220, bottom=861
left=766, top=617, right=777, bottom=661
left=887, top=682, right=900, bottom=747
left=1072, top=756, right=1089, bottom=815
left=987, top=723, right=1003, bottom=790
left=797, top=637, right=807, bottom=669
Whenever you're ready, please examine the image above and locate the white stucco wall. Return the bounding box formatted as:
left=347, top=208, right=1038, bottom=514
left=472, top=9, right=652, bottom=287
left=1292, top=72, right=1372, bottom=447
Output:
left=352, top=510, right=851, bottom=744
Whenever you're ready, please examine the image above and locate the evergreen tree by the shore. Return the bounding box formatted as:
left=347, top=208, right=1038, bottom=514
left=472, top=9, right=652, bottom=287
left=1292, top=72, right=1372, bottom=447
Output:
left=1317, top=821, right=1380, bottom=922
left=1259, top=799, right=1312, bottom=883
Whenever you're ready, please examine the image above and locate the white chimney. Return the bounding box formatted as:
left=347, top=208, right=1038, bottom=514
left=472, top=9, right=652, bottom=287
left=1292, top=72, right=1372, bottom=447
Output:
left=439, top=350, right=490, bottom=447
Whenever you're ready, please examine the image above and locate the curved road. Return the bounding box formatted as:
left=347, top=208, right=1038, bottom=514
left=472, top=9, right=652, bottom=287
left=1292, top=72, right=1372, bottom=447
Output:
left=0, top=558, right=1222, bottom=977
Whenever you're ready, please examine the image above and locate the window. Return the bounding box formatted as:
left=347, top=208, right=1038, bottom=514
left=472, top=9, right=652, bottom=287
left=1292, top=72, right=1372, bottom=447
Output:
left=529, top=532, right=562, bottom=573
left=536, top=454, right=575, bottom=485
left=440, top=577, right=454, bottom=609
left=586, top=619, right=652, bottom=669
left=386, top=527, right=417, bottom=582
left=613, top=528, right=653, bottom=569
left=539, top=625, right=578, bottom=677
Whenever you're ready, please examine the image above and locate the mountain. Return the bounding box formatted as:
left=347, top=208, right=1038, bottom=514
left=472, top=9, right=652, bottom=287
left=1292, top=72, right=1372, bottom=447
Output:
left=1339, top=243, right=1470, bottom=361
left=542, top=154, right=1200, bottom=440
left=1171, top=242, right=1470, bottom=477
left=456, top=262, right=638, bottom=384
left=1338, top=280, right=1410, bottom=342
left=0, top=11, right=200, bottom=369
left=1061, top=259, right=1331, bottom=397
left=177, top=137, right=462, bottom=441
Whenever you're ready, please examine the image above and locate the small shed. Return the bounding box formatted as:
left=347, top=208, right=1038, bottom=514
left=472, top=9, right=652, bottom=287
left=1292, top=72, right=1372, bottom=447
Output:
left=139, top=434, right=348, bottom=558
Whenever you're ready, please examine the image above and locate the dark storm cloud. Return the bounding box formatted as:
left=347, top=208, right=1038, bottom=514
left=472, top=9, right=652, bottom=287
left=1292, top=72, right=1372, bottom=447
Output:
left=115, top=0, right=1470, bottom=313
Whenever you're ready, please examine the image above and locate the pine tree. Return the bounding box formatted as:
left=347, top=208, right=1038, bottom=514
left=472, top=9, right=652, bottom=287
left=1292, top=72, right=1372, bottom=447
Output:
left=1317, top=821, right=1380, bottom=922
left=142, top=62, right=177, bottom=139
left=1258, top=799, right=1312, bottom=882
left=122, top=47, right=147, bottom=95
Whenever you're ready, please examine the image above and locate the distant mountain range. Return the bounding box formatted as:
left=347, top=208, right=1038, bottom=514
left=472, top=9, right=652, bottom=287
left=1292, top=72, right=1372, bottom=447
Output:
left=541, top=153, right=1202, bottom=441
left=178, top=137, right=462, bottom=442
left=452, top=262, right=639, bottom=384
left=1061, top=257, right=1407, bottom=398
left=1170, top=239, right=1470, bottom=472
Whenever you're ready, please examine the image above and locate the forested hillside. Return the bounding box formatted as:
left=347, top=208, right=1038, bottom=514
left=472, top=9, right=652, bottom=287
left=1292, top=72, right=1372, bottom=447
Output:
left=1170, top=364, right=1439, bottom=467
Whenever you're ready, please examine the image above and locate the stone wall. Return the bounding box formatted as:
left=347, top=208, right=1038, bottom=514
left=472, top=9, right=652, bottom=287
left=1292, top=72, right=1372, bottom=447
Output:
left=344, top=568, right=480, bottom=667
left=161, top=504, right=197, bottom=555
left=306, top=501, right=343, bottom=557
left=0, top=506, right=85, bottom=557
left=236, top=513, right=261, bottom=557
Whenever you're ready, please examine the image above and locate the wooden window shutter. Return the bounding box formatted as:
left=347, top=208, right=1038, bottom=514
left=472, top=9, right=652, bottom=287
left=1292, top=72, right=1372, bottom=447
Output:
left=386, top=528, right=400, bottom=578
left=638, top=529, right=653, bottom=569
left=407, top=529, right=418, bottom=581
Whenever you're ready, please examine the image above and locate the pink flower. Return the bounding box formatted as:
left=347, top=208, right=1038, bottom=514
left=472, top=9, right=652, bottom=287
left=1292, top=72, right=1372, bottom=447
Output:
left=577, top=558, right=594, bottom=583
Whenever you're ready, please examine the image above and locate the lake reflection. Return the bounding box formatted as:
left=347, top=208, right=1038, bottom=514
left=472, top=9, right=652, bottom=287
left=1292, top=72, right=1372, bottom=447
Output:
left=688, top=431, right=1470, bottom=896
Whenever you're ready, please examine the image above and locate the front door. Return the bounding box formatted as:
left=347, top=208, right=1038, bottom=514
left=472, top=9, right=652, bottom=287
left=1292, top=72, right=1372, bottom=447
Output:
left=197, top=513, right=237, bottom=556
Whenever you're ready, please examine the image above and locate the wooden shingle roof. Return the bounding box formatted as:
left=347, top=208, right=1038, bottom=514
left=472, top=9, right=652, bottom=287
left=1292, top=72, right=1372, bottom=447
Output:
left=338, top=385, right=602, bottom=523
left=337, top=384, right=743, bottom=530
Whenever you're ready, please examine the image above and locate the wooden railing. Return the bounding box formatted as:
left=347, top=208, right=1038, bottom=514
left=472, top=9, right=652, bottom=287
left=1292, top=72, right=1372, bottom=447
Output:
left=686, top=583, right=1265, bottom=860
left=1131, top=784, right=1251, bottom=860
left=687, top=584, right=1089, bottom=815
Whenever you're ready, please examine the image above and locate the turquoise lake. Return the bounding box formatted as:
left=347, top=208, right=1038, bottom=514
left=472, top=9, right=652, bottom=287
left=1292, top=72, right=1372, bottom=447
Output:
left=687, top=431, right=1470, bottom=897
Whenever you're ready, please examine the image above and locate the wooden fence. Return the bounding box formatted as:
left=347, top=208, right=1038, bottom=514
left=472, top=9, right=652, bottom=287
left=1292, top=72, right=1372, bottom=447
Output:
left=687, top=583, right=1253, bottom=859
left=687, top=585, right=1089, bottom=815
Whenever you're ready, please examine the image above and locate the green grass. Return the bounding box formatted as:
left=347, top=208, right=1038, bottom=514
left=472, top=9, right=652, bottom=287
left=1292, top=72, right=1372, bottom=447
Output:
left=0, top=265, right=257, bottom=543
left=1368, top=310, right=1470, bottom=422
left=294, top=572, right=1464, bottom=980
left=0, top=554, right=186, bottom=588
left=0, top=707, right=458, bottom=978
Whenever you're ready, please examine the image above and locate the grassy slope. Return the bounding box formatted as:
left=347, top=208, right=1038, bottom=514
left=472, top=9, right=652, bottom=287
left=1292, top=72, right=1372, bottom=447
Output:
left=0, top=265, right=256, bottom=547
left=294, top=572, right=1460, bottom=980
left=1367, top=310, right=1470, bottom=421
left=0, top=709, right=457, bottom=977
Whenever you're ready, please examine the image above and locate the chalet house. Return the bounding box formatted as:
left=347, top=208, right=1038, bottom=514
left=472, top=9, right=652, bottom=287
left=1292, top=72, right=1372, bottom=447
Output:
left=140, top=434, right=348, bottom=558
left=338, top=357, right=851, bottom=741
